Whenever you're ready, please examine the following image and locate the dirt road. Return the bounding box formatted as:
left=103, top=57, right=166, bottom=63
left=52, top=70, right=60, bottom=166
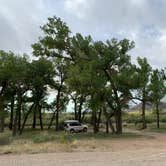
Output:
left=1, top=131, right=166, bottom=166
left=0, top=149, right=166, bottom=166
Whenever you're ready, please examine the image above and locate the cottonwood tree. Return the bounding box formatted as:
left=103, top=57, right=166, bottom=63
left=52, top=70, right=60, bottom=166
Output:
left=134, top=57, right=152, bottom=129
left=20, top=58, right=55, bottom=134
left=149, top=69, right=166, bottom=128
left=67, top=34, right=136, bottom=134
left=32, top=16, right=70, bottom=131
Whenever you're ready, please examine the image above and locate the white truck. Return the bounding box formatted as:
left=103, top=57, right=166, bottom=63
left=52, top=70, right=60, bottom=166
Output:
left=64, top=120, right=88, bottom=133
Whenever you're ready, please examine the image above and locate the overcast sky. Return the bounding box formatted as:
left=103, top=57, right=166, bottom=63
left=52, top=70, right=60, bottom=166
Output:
left=0, top=0, right=166, bottom=68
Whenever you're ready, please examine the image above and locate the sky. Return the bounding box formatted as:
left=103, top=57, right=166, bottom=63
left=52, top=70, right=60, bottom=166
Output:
left=0, top=0, right=166, bottom=68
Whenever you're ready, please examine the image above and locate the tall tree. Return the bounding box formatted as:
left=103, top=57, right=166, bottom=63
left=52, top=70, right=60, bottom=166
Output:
left=32, top=16, right=70, bottom=131
left=20, top=58, right=55, bottom=134
left=134, top=57, right=152, bottom=129
left=149, top=69, right=166, bottom=128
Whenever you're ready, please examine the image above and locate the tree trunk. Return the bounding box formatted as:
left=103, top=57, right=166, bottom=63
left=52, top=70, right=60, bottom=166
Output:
left=115, top=108, right=122, bottom=134
left=92, top=109, right=98, bottom=133
left=74, top=99, right=78, bottom=120
left=96, top=109, right=102, bottom=132
left=55, top=84, right=62, bottom=131
left=19, top=103, right=34, bottom=135
left=109, top=118, right=115, bottom=134
left=142, top=100, right=147, bottom=129
left=32, top=105, right=37, bottom=129
left=104, top=69, right=122, bottom=134
left=106, top=121, right=109, bottom=133
left=18, top=102, right=22, bottom=131
left=156, top=104, right=160, bottom=129
left=48, top=111, right=56, bottom=129
left=9, top=94, right=15, bottom=130
left=13, top=92, right=22, bottom=136
left=103, top=106, right=115, bottom=134
left=0, top=116, right=5, bottom=133
left=12, top=109, right=18, bottom=136
left=55, top=109, right=59, bottom=131
left=38, top=104, right=43, bottom=130
left=78, top=98, right=84, bottom=123
left=0, top=98, right=5, bottom=133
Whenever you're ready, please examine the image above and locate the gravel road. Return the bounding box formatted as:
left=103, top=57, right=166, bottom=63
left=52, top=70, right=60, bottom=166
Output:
left=1, top=131, right=166, bottom=166
left=1, top=149, right=166, bottom=166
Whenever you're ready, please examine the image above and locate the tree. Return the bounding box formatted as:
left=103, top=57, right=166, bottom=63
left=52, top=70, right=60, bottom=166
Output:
left=20, top=58, right=55, bottom=134
left=67, top=35, right=136, bottom=134
left=134, top=57, right=152, bottom=129
left=149, top=69, right=166, bottom=128
left=0, top=51, right=27, bottom=133
left=32, top=16, right=70, bottom=131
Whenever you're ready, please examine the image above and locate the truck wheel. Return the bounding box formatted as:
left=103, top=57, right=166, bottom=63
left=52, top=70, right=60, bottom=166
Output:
left=83, top=128, right=87, bottom=132
left=70, top=129, right=75, bottom=133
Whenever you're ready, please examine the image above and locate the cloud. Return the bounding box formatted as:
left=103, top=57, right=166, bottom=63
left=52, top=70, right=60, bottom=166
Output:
left=0, top=0, right=166, bottom=68
left=63, top=0, right=166, bottom=68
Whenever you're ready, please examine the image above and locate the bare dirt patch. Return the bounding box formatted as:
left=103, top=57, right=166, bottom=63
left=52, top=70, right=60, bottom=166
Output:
left=1, top=130, right=166, bottom=166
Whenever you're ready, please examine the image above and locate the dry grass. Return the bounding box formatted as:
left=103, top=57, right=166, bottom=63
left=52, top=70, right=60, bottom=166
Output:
left=0, top=129, right=141, bottom=155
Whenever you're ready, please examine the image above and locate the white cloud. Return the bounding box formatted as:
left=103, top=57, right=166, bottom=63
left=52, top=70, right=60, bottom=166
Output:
left=0, top=0, right=166, bottom=68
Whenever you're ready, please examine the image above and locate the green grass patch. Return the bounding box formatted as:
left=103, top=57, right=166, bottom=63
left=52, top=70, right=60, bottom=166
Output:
left=69, top=132, right=141, bottom=140
left=147, top=124, right=166, bottom=133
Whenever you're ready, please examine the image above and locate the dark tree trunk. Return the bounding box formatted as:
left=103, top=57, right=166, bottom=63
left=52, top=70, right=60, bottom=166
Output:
left=103, top=106, right=115, bottom=134
left=18, top=100, right=22, bottom=131
left=55, top=109, right=59, bottom=131
left=13, top=92, right=22, bottom=136
left=38, top=104, right=43, bottom=130
left=92, top=110, right=98, bottom=133
left=106, top=121, right=109, bottom=133
left=96, top=109, right=102, bottom=132
left=81, top=109, right=88, bottom=122
left=104, top=69, right=122, bottom=134
left=9, top=94, right=15, bottom=130
left=115, top=108, right=122, bottom=134
left=12, top=109, right=18, bottom=136
left=0, top=81, right=8, bottom=97
left=20, top=103, right=34, bottom=135
left=78, top=97, right=84, bottom=123
left=0, top=116, right=5, bottom=133
left=55, top=84, right=63, bottom=131
left=48, top=110, right=56, bottom=129
left=142, top=100, right=147, bottom=129
left=32, top=105, right=37, bottom=129
left=156, top=104, right=160, bottom=129
left=74, top=99, right=78, bottom=120
left=109, top=119, right=115, bottom=134
left=0, top=98, right=5, bottom=133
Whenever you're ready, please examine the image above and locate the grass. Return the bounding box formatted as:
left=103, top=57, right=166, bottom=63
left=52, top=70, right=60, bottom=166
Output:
left=69, top=132, right=140, bottom=140
left=145, top=124, right=166, bottom=133
left=0, top=128, right=142, bottom=155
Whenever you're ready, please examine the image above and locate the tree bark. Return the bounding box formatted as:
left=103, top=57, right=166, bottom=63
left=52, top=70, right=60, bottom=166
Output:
left=9, top=94, right=15, bottom=130
left=32, top=104, right=37, bottom=129
left=55, top=84, right=63, bottom=131
left=0, top=98, right=5, bottom=133
left=48, top=110, right=56, bottom=129
left=96, top=109, right=102, bottom=132
left=38, top=104, right=43, bottom=130
left=142, top=100, right=147, bottom=129
left=0, top=116, right=5, bottom=133
left=104, top=69, right=122, bottom=134
left=156, top=104, right=160, bottom=129
left=115, top=108, right=122, bottom=134
left=20, top=103, right=34, bottom=135
left=13, top=92, right=22, bottom=136
left=106, top=121, right=109, bottom=133
left=12, top=109, right=18, bottom=136
left=78, top=96, right=84, bottom=122
left=92, top=109, right=98, bottom=133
